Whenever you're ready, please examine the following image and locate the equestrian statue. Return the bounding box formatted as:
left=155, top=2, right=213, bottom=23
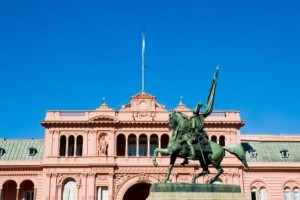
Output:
left=152, top=67, right=248, bottom=184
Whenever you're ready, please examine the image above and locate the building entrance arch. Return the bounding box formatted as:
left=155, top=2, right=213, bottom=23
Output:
left=123, top=182, right=151, bottom=200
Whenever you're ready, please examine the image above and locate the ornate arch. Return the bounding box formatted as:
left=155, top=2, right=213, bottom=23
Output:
left=114, top=174, right=158, bottom=200
left=283, top=179, right=300, bottom=189
left=57, top=174, right=81, bottom=187
left=249, top=179, right=268, bottom=191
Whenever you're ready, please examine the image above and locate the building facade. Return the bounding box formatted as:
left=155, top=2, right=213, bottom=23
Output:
left=0, top=92, right=299, bottom=200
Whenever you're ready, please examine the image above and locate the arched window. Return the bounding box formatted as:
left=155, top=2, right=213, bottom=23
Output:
left=219, top=135, right=225, bottom=146
left=139, top=134, right=147, bottom=156
left=161, top=134, right=169, bottom=156
left=76, top=135, right=83, bottom=156
left=294, top=188, right=300, bottom=200
left=128, top=134, right=137, bottom=156
left=68, top=136, right=75, bottom=156
left=59, top=135, right=66, bottom=156
left=260, top=187, right=267, bottom=200
left=117, top=134, right=126, bottom=156
left=284, top=187, right=291, bottom=200
left=62, top=179, right=77, bottom=200
left=20, top=180, right=34, bottom=200
left=150, top=134, right=158, bottom=156
left=251, top=187, right=258, bottom=200
left=211, top=135, right=217, bottom=143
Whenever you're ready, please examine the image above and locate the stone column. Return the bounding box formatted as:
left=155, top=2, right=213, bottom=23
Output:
left=77, top=185, right=80, bottom=200
left=50, top=131, right=54, bottom=156
left=74, top=137, right=77, bottom=156
left=125, top=136, right=128, bottom=156
left=136, top=138, right=139, bottom=156
left=147, top=137, right=150, bottom=156
left=158, top=135, right=161, bottom=156
left=87, top=174, right=95, bottom=200
left=158, top=135, right=161, bottom=148
left=83, top=173, right=88, bottom=198
left=50, top=174, right=57, bottom=200
left=0, top=188, right=2, bottom=200
left=109, top=173, right=114, bottom=200
left=16, top=187, right=19, bottom=200
left=66, top=136, right=69, bottom=156
left=33, top=188, right=37, bottom=200
left=56, top=185, right=62, bottom=200
left=44, top=173, right=52, bottom=200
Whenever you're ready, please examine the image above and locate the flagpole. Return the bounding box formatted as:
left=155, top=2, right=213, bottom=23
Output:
left=142, top=30, right=145, bottom=92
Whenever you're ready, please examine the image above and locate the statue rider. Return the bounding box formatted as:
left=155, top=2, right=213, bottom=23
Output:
left=181, top=102, right=212, bottom=174
left=178, top=67, right=218, bottom=178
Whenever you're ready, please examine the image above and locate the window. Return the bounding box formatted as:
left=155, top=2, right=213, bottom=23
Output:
left=23, top=190, right=34, bottom=200
left=116, top=134, right=126, bottom=156
left=68, top=136, right=75, bottom=156
left=0, top=148, right=5, bottom=156
left=249, top=149, right=258, bottom=158
left=60, top=136, right=67, bottom=156
left=150, top=135, right=158, bottom=156
left=128, top=134, right=137, bottom=156
left=97, top=186, right=108, bottom=200
left=160, top=134, right=169, bottom=156
left=260, top=187, right=267, bottom=200
left=29, top=148, right=37, bottom=156
left=294, top=188, right=300, bottom=200
left=284, top=188, right=291, bottom=200
left=251, top=186, right=267, bottom=200
left=62, top=179, right=77, bottom=200
left=76, top=135, right=83, bottom=156
left=219, top=135, right=225, bottom=146
left=281, top=149, right=289, bottom=158
left=139, top=134, right=147, bottom=156
left=251, top=187, right=258, bottom=200
left=211, top=135, right=217, bottom=143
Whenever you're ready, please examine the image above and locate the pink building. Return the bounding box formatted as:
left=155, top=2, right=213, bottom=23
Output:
left=0, top=92, right=299, bottom=200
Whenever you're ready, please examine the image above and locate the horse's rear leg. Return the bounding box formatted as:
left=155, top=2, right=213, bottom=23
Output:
left=207, top=159, right=224, bottom=184
left=191, top=170, right=210, bottom=183
left=191, top=158, right=210, bottom=183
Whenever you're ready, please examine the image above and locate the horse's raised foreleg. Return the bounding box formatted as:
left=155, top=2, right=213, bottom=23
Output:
left=162, top=153, right=177, bottom=183
left=152, top=148, right=171, bottom=167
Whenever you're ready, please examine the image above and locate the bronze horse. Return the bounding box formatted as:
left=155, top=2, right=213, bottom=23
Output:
left=152, top=111, right=248, bottom=184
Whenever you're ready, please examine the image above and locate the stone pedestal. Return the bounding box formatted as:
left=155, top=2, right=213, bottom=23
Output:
left=147, top=183, right=246, bottom=200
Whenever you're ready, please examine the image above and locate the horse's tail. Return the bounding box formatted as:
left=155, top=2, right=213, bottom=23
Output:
left=223, top=144, right=249, bottom=168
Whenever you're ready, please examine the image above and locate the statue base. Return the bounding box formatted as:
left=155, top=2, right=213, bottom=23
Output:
left=147, top=183, right=246, bottom=200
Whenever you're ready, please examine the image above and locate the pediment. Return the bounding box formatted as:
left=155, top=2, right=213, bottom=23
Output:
left=121, top=92, right=166, bottom=111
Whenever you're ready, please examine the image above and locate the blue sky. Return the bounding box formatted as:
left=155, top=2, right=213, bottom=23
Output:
left=1, top=0, right=300, bottom=138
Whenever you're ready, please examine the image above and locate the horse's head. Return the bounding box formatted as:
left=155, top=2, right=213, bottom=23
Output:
left=168, top=110, right=178, bottom=130
left=169, top=110, right=190, bottom=131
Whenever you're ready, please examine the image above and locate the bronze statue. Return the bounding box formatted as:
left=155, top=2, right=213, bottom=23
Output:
left=152, top=67, right=248, bottom=184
